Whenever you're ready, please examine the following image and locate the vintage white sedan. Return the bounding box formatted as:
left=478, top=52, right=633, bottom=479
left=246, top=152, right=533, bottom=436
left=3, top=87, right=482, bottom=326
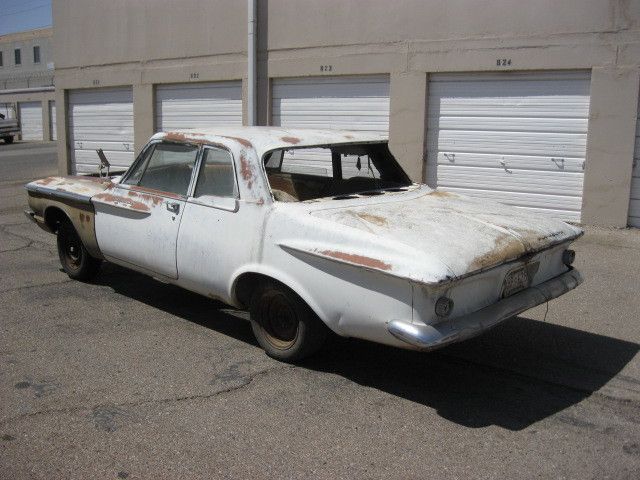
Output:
left=25, top=127, right=583, bottom=361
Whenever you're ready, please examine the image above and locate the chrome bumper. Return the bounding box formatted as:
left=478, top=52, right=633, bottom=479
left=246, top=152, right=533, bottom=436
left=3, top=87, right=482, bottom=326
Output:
left=24, top=209, right=37, bottom=223
left=388, top=268, right=583, bottom=351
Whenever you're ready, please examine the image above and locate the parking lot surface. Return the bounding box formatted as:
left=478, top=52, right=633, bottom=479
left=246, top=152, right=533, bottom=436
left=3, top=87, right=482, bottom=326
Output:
left=1, top=142, right=639, bottom=479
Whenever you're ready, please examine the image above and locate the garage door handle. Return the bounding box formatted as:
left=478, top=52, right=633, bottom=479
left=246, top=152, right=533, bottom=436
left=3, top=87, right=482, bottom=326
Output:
left=166, top=202, right=180, bottom=214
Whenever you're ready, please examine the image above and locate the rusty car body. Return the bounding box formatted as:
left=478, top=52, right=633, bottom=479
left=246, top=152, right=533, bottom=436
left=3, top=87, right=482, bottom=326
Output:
left=25, top=127, right=583, bottom=361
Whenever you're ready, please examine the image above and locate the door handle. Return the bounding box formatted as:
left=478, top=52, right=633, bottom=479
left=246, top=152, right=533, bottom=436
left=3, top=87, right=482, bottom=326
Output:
left=166, top=202, right=180, bottom=214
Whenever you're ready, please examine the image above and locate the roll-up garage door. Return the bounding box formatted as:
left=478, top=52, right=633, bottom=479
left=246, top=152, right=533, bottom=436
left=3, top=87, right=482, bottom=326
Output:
left=155, top=81, right=243, bottom=132
left=49, top=100, right=57, bottom=140
left=68, top=87, right=134, bottom=174
left=629, top=96, right=640, bottom=228
left=272, top=75, right=390, bottom=175
left=19, top=101, right=43, bottom=141
left=427, top=71, right=591, bottom=222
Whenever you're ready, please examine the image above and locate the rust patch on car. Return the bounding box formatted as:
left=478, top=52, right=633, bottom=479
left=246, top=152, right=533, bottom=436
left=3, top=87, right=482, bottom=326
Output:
left=66, top=175, right=113, bottom=185
left=93, top=193, right=150, bottom=213
left=344, top=134, right=354, bottom=139
left=78, top=212, right=92, bottom=228
left=469, top=235, right=525, bottom=272
left=356, top=212, right=388, bottom=226
left=35, top=177, right=56, bottom=186
left=320, top=249, right=392, bottom=271
left=428, top=190, right=456, bottom=198
left=224, top=136, right=252, bottom=148
left=239, top=153, right=254, bottom=189
left=281, top=136, right=301, bottom=145
left=129, top=185, right=182, bottom=201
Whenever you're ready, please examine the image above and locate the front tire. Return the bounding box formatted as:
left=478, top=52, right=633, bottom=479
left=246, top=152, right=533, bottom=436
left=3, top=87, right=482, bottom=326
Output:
left=249, top=281, right=328, bottom=362
left=56, top=220, right=101, bottom=281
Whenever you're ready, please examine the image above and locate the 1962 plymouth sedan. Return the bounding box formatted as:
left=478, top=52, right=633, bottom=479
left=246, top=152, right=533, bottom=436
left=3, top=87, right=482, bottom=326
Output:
left=25, top=127, right=583, bottom=361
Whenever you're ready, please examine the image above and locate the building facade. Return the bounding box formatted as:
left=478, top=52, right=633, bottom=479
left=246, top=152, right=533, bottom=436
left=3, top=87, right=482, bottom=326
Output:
left=0, top=27, right=56, bottom=141
left=52, top=0, right=640, bottom=227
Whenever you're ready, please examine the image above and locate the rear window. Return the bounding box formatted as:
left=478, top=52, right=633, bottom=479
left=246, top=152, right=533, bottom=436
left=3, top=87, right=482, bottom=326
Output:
left=263, top=142, right=411, bottom=202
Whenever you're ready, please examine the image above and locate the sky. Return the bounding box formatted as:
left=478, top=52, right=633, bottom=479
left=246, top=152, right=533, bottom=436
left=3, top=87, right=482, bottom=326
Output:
left=0, top=0, right=52, bottom=36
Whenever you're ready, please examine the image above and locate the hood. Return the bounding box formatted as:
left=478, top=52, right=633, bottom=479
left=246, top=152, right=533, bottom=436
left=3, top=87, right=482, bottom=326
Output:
left=301, top=186, right=582, bottom=283
left=26, top=175, right=113, bottom=199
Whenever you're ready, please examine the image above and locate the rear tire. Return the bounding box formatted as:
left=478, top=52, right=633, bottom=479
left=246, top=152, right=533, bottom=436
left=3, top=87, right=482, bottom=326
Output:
left=249, top=281, right=328, bottom=362
left=3, top=136, right=13, bottom=144
left=56, top=220, right=101, bottom=281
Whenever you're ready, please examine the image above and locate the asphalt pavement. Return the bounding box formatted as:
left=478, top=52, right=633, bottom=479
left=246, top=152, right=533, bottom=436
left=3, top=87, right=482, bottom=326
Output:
left=0, top=142, right=639, bottom=479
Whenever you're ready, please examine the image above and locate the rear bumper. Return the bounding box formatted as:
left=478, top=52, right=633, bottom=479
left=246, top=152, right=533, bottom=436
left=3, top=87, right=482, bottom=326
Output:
left=387, top=268, right=582, bottom=350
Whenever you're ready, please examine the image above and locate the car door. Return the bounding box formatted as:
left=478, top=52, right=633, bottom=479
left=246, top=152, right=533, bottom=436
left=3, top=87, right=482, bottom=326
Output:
left=176, top=145, right=262, bottom=300
left=93, top=141, right=200, bottom=279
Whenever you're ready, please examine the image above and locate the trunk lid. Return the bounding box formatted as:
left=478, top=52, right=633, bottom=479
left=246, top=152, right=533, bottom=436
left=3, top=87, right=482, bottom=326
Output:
left=308, top=186, right=582, bottom=279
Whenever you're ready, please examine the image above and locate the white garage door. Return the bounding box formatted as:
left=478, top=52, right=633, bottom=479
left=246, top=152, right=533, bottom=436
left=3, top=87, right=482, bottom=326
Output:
left=427, top=71, right=591, bottom=222
left=629, top=96, right=640, bottom=228
left=272, top=75, right=390, bottom=175
left=49, top=100, right=57, bottom=140
left=19, top=101, right=43, bottom=141
left=155, top=81, right=242, bottom=132
left=68, top=87, right=134, bottom=174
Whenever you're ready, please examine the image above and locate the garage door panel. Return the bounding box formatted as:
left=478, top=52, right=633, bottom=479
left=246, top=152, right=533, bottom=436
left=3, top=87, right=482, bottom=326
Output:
left=427, top=71, right=590, bottom=221
left=435, top=165, right=584, bottom=194
left=440, top=186, right=583, bottom=211
left=429, top=151, right=585, bottom=173
left=73, top=151, right=135, bottom=168
left=68, top=87, right=134, bottom=174
left=19, top=102, right=43, bottom=141
left=155, top=81, right=242, bottom=131
left=427, top=130, right=587, bottom=157
left=272, top=75, right=390, bottom=134
left=428, top=115, right=588, bottom=134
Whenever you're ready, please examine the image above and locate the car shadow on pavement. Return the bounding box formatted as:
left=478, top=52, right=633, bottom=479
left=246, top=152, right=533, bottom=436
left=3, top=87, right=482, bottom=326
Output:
left=97, top=265, right=639, bottom=431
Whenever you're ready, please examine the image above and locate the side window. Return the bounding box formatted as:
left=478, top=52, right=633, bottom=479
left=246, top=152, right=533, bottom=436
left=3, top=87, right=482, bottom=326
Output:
left=123, top=144, right=155, bottom=186
left=124, top=143, right=199, bottom=196
left=194, top=148, right=238, bottom=198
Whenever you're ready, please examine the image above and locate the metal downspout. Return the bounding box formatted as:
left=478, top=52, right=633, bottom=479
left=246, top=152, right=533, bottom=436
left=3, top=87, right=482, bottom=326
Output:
left=247, top=0, right=257, bottom=126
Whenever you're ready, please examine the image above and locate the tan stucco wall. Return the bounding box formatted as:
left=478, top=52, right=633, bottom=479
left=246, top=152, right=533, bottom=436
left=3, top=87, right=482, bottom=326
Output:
left=52, top=0, right=640, bottom=226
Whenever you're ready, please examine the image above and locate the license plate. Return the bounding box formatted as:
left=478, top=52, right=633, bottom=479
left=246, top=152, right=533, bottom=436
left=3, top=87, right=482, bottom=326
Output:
left=502, top=267, right=530, bottom=298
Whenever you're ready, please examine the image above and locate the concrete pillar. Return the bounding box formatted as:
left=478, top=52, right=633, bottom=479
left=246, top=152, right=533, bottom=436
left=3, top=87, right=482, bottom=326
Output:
left=582, top=67, right=640, bottom=227
left=42, top=99, right=51, bottom=141
left=133, top=84, right=154, bottom=155
left=388, top=72, right=427, bottom=183
left=56, top=89, right=69, bottom=174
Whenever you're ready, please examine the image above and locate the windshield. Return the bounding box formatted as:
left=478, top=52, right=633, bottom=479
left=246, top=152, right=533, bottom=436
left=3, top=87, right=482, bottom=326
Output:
left=263, top=142, right=412, bottom=202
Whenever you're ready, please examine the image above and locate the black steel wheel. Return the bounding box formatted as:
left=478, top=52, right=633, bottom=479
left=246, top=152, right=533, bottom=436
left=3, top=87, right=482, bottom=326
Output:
left=56, top=220, right=101, bottom=281
left=249, top=281, right=328, bottom=362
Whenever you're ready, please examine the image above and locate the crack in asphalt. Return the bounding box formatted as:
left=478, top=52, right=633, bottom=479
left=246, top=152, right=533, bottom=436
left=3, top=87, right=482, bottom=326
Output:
left=0, top=279, right=73, bottom=294
left=0, top=223, right=56, bottom=255
left=0, top=240, right=34, bottom=253
left=0, top=364, right=293, bottom=426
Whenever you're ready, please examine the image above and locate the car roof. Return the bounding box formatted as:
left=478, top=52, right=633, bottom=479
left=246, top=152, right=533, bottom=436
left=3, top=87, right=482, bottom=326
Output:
left=152, top=127, right=388, bottom=157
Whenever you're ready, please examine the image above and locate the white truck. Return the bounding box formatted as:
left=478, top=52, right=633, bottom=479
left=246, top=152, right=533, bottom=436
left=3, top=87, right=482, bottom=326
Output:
left=0, top=112, right=20, bottom=144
